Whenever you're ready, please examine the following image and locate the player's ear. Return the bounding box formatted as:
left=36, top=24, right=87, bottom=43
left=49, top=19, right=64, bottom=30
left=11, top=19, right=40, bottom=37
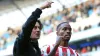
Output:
left=56, top=31, right=58, bottom=36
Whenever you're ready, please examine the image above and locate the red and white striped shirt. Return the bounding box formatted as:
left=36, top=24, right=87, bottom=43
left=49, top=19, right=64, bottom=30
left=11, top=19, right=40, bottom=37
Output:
left=41, top=44, right=79, bottom=56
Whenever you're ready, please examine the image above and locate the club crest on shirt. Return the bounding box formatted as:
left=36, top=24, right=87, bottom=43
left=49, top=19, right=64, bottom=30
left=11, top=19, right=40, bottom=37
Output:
left=62, top=52, right=67, bottom=56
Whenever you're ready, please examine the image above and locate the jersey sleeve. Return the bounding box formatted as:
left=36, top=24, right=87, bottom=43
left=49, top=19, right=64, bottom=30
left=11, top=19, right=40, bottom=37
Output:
left=41, top=45, right=50, bottom=56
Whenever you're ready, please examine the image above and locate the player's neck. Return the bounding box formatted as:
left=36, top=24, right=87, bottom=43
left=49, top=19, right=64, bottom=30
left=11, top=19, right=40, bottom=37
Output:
left=60, top=41, right=68, bottom=47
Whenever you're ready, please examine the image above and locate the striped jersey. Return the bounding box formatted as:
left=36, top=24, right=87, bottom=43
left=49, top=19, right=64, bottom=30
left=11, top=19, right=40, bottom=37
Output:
left=41, top=44, right=79, bottom=56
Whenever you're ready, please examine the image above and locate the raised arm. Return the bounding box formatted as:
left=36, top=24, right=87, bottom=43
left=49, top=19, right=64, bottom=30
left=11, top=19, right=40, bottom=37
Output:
left=20, top=1, right=54, bottom=42
left=13, top=7, right=42, bottom=56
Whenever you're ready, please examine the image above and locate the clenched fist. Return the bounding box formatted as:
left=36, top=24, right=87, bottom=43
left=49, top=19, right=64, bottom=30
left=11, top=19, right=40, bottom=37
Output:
left=39, top=1, right=54, bottom=10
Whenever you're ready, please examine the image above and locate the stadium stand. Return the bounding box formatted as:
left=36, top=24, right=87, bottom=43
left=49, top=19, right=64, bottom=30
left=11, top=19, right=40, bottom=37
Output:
left=0, top=0, right=100, bottom=56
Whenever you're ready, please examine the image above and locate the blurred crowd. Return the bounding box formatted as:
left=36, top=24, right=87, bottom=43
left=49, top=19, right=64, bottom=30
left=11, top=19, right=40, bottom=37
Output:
left=74, top=40, right=100, bottom=55
left=0, top=27, right=21, bottom=50
left=79, top=44, right=100, bottom=54
left=41, top=0, right=100, bottom=35
left=0, top=0, right=100, bottom=55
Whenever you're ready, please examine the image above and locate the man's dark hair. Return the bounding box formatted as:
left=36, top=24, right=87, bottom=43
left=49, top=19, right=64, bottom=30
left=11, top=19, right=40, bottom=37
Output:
left=37, top=20, right=43, bottom=30
left=33, top=20, right=42, bottom=56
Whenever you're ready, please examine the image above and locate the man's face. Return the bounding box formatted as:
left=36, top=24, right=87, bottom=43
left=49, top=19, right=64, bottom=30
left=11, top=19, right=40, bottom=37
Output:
left=57, top=23, right=72, bottom=41
left=31, top=22, right=41, bottom=40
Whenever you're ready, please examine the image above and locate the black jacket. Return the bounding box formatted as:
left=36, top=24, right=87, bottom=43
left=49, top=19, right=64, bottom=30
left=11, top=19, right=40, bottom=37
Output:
left=13, top=8, right=42, bottom=56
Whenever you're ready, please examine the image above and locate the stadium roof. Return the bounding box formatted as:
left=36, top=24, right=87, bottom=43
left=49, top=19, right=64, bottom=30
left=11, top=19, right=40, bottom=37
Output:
left=0, top=0, right=45, bottom=15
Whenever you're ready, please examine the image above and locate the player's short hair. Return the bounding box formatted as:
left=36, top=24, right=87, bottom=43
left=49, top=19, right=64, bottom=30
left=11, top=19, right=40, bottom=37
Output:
left=56, top=22, right=69, bottom=31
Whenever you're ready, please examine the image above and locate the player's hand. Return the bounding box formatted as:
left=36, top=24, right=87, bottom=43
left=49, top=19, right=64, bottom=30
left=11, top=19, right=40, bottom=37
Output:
left=39, top=1, right=54, bottom=10
left=55, top=36, right=63, bottom=46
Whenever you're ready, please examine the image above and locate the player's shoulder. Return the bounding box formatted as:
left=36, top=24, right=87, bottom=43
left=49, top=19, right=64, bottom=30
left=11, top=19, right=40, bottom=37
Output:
left=41, top=44, right=50, bottom=49
left=42, top=44, right=49, bottom=47
left=43, top=44, right=54, bottom=47
left=68, top=47, right=79, bottom=53
left=42, top=44, right=51, bottom=47
left=41, top=44, right=55, bottom=50
left=68, top=47, right=80, bottom=56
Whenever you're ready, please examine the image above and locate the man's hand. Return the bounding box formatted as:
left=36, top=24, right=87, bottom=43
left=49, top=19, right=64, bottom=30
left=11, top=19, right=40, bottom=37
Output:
left=39, top=1, right=54, bottom=10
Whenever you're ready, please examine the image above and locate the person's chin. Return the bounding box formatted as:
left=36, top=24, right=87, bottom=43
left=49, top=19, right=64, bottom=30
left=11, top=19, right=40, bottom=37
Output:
left=65, top=39, right=70, bottom=42
left=63, top=38, right=70, bottom=41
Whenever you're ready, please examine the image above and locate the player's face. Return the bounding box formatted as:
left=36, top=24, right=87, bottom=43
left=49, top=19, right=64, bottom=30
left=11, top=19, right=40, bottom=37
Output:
left=31, top=22, right=41, bottom=40
left=57, top=23, right=72, bottom=41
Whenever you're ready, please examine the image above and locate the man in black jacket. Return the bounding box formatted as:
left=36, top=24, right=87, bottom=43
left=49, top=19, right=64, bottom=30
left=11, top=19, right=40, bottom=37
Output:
left=13, top=2, right=53, bottom=56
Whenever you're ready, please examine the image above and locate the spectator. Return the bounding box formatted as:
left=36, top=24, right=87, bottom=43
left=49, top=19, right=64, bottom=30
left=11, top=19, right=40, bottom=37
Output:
left=13, top=2, right=53, bottom=56
left=1, top=27, right=14, bottom=49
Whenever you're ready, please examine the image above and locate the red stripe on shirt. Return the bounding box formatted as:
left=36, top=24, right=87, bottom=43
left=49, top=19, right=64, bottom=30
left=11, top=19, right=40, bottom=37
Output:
left=55, top=48, right=59, bottom=56
left=47, top=45, right=50, bottom=54
left=62, top=47, right=67, bottom=56
left=69, top=47, right=74, bottom=55
left=75, top=51, right=79, bottom=56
